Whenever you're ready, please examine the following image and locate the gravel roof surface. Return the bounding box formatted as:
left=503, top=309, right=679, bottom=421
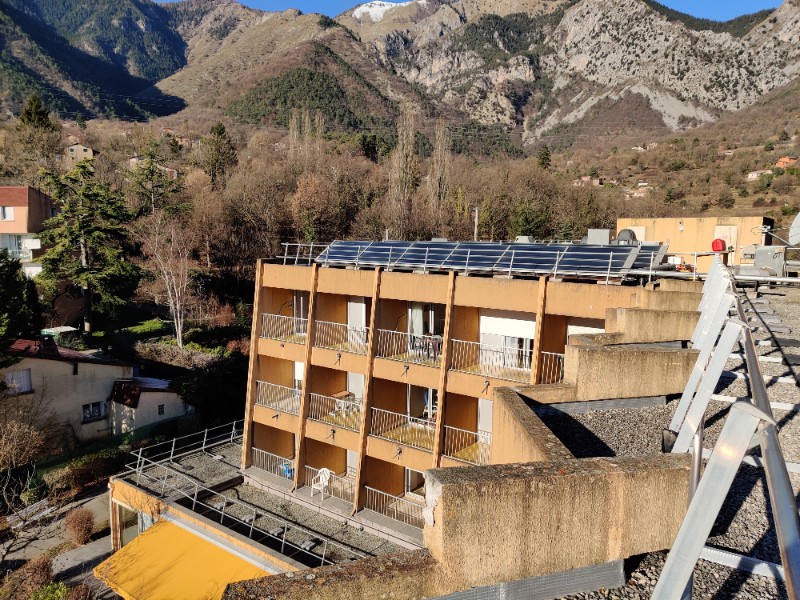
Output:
left=552, top=285, right=800, bottom=600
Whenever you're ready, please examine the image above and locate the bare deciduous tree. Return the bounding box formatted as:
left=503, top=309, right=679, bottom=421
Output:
left=387, top=108, right=419, bottom=239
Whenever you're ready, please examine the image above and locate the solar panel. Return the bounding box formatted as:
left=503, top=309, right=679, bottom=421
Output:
left=313, top=240, right=665, bottom=279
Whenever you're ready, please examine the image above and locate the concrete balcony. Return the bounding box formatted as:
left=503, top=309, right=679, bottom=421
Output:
left=304, top=466, right=356, bottom=504
left=260, top=314, right=308, bottom=344
left=375, top=330, right=443, bottom=368
left=314, top=321, right=369, bottom=355
left=363, top=486, right=424, bottom=529
left=308, top=393, right=362, bottom=432
left=251, top=448, right=295, bottom=481
left=369, top=408, right=435, bottom=453
left=442, top=426, right=491, bottom=466
left=450, top=339, right=532, bottom=384
left=255, top=381, right=301, bottom=416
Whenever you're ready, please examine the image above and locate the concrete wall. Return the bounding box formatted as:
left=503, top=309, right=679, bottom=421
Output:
left=423, top=455, right=690, bottom=591
left=604, top=308, right=699, bottom=344
left=490, top=388, right=573, bottom=465
left=129, top=391, right=186, bottom=431
left=2, top=357, right=132, bottom=442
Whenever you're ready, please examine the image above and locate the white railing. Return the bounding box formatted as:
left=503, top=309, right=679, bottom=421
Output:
left=370, top=408, right=435, bottom=452
left=363, top=486, right=424, bottom=529
left=305, top=466, right=356, bottom=503
left=6, top=249, right=32, bottom=261
left=260, top=314, right=308, bottom=343
left=255, top=381, right=301, bottom=415
left=314, top=321, right=369, bottom=355
left=443, top=426, right=492, bottom=466
left=308, top=393, right=361, bottom=432
left=252, top=448, right=295, bottom=480
left=450, top=339, right=532, bottom=383
left=376, top=330, right=443, bottom=367
left=539, top=351, right=565, bottom=384
left=131, top=420, right=244, bottom=466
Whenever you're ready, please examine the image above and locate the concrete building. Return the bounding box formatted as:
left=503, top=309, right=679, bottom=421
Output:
left=0, top=186, right=54, bottom=277
left=617, top=216, right=774, bottom=270
left=2, top=339, right=185, bottom=445
left=96, top=242, right=706, bottom=599
left=63, top=143, right=95, bottom=167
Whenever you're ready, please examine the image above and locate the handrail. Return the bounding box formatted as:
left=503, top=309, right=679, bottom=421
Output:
left=252, top=448, right=295, bottom=480
left=450, top=339, right=532, bottom=383
left=308, top=393, right=362, bottom=432
left=260, top=314, right=308, bottom=342
left=255, top=382, right=301, bottom=415
left=369, top=408, right=435, bottom=452
left=376, top=330, right=443, bottom=367
left=443, top=425, right=492, bottom=465
left=363, top=486, right=424, bottom=529
left=133, top=420, right=244, bottom=464
left=539, top=351, right=565, bottom=384
left=305, top=466, right=356, bottom=503
left=314, top=321, right=369, bottom=355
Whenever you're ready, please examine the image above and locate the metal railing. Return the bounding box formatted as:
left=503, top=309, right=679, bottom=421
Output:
left=539, top=351, right=565, bottom=384
left=128, top=453, right=364, bottom=567
left=305, top=466, right=356, bottom=503
left=132, top=421, right=244, bottom=465
left=314, top=321, right=369, bottom=355
left=308, top=394, right=362, bottom=432
left=252, top=448, right=295, bottom=480
left=255, top=381, right=301, bottom=415
left=369, top=408, right=435, bottom=452
left=260, top=313, right=308, bottom=343
left=279, top=242, right=327, bottom=266
left=450, top=339, right=532, bottom=383
left=363, top=486, right=424, bottom=529
left=376, top=330, right=443, bottom=367
left=443, top=426, right=492, bottom=466
left=7, top=249, right=32, bottom=261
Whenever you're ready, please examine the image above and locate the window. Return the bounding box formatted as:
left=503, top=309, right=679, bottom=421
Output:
left=82, top=401, right=105, bottom=423
left=4, top=369, right=32, bottom=394
left=0, top=206, right=14, bottom=221
left=157, top=404, right=165, bottom=416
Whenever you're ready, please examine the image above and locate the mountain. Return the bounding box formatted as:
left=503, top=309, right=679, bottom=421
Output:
left=0, top=0, right=798, bottom=153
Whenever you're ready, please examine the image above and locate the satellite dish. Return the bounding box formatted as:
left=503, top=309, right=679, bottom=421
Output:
left=789, top=212, right=800, bottom=247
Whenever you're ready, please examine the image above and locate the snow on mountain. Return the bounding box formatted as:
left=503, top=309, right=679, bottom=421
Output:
left=353, top=1, right=414, bottom=23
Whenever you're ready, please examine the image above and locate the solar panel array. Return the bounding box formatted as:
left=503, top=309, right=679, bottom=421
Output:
left=313, top=241, right=665, bottom=279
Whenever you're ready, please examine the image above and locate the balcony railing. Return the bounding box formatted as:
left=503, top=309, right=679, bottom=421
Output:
left=251, top=448, right=295, bottom=480
left=260, top=314, right=308, bottom=344
left=450, top=340, right=532, bottom=383
left=370, top=408, right=435, bottom=452
left=308, top=394, right=362, bottom=432
left=6, top=249, right=32, bottom=261
left=314, top=321, right=369, bottom=355
left=539, top=351, right=565, bottom=384
left=255, top=381, right=301, bottom=415
left=443, top=426, right=492, bottom=466
left=363, top=486, right=424, bottom=529
left=376, top=330, right=443, bottom=367
left=305, top=466, right=356, bottom=503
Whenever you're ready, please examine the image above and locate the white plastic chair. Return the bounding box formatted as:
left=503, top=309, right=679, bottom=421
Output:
left=311, top=468, right=332, bottom=500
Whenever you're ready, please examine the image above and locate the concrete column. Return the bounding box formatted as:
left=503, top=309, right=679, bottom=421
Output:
left=530, top=276, right=549, bottom=385
left=432, top=271, right=457, bottom=467
left=292, top=263, right=320, bottom=490
left=352, top=268, right=383, bottom=514
left=241, top=259, right=264, bottom=470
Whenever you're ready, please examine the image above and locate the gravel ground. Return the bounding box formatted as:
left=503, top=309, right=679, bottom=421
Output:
left=551, top=285, right=800, bottom=599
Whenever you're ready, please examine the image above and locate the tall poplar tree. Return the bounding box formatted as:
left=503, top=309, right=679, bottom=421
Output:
left=38, top=162, right=140, bottom=333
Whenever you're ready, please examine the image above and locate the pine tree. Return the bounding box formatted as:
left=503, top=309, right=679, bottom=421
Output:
left=127, top=140, right=182, bottom=217
left=537, top=144, right=551, bottom=170
left=18, top=94, right=57, bottom=132
left=38, top=162, right=140, bottom=333
left=0, top=251, right=43, bottom=375
left=200, top=122, right=238, bottom=190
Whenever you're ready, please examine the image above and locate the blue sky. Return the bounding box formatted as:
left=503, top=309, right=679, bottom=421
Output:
left=160, top=0, right=781, bottom=21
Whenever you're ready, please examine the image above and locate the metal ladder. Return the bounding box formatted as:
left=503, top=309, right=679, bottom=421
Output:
left=654, top=257, right=800, bottom=599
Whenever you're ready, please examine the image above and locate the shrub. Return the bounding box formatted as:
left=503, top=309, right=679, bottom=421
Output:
left=32, top=582, right=68, bottom=600
left=752, top=198, right=767, bottom=207
left=21, top=555, right=53, bottom=597
left=64, top=508, right=94, bottom=545
left=67, top=584, right=93, bottom=600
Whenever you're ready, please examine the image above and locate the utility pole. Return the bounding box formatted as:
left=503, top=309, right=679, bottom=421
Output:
left=473, top=207, right=479, bottom=242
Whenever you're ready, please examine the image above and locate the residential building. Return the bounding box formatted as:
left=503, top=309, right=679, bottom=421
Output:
left=747, top=168, right=773, bottom=181
left=617, top=216, right=774, bottom=270
left=63, top=143, right=95, bottom=167
left=96, top=240, right=705, bottom=599
left=0, top=186, right=54, bottom=277
left=2, top=338, right=186, bottom=445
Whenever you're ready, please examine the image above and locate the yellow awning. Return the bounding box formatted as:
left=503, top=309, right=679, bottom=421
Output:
left=94, top=520, right=268, bottom=600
